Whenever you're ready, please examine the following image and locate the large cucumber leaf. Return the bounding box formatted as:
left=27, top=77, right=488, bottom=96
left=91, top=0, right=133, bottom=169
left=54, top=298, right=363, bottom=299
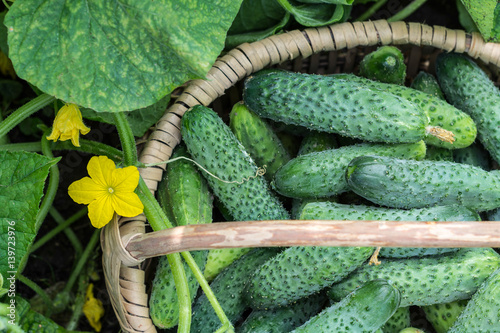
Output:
left=459, top=0, right=500, bottom=42
left=0, top=151, right=59, bottom=280
left=4, top=0, right=243, bottom=112
left=276, top=0, right=352, bottom=27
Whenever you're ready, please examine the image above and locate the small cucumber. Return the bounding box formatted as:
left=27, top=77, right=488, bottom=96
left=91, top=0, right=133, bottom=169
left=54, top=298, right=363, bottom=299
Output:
left=383, top=307, right=411, bottom=333
left=447, top=268, right=500, bottom=332
left=236, top=292, right=327, bottom=333
left=272, top=141, right=426, bottom=199
left=328, top=248, right=500, bottom=307
left=191, top=248, right=281, bottom=333
left=298, top=202, right=480, bottom=258
left=291, top=280, right=400, bottom=333
left=410, top=71, right=445, bottom=100
left=436, top=52, right=500, bottom=163
left=346, top=155, right=500, bottom=211
left=421, top=299, right=468, bottom=333
left=297, top=131, right=338, bottom=156
left=333, top=73, right=477, bottom=149
left=229, top=101, right=291, bottom=182
left=359, top=46, right=406, bottom=85
left=244, top=245, right=374, bottom=309
left=243, top=70, right=451, bottom=144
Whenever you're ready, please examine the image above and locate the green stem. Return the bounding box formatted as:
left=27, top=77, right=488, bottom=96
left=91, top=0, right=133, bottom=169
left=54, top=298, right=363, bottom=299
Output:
left=181, top=251, right=234, bottom=332
left=0, top=94, right=55, bottom=138
left=0, top=141, right=42, bottom=152
left=0, top=112, right=9, bottom=145
left=29, top=207, right=86, bottom=257
left=137, top=177, right=173, bottom=230
left=65, top=269, right=90, bottom=331
left=112, top=112, right=137, bottom=166
left=387, top=0, right=428, bottom=22
left=168, top=253, right=192, bottom=333
left=62, top=229, right=100, bottom=295
left=355, top=0, right=389, bottom=21
left=17, top=275, right=54, bottom=315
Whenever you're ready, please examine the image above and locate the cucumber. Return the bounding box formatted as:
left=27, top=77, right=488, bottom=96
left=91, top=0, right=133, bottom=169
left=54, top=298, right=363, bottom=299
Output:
left=398, top=328, right=427, bottom=333
left=298, top=202, right=480, bottom=258
left=436, top=52, right=500, bottom=163
left=359, top=46, right=406, bottom=85
left=346, top=155, right=500, bottom=211
left=425, top=146, right=453, bottom=161
left=447, top=268, right=500, bottom=332
left=229, top=101, right=291, bottom=182
left=328, top=248, right=500, bottom=307
left=244, top=245, right=374, bottom=309
left=297, top=131, right=338, bottom=156
left=191, top=248, right=281, bottom=333
left=453, top=142, right=491, bottom=170
left=181, top=105, right=290, bottom=274
left=272, top=141, right=426, bottom=199
left=243, top=70, right=451, bottom=144
left=236, top=292, right=327, bottom=333
left=333, top=73, right=476, bottom=149
left=421, top=299, right=468, bottom=333
left=204, top=248, right=249, bottom=282
left=382, top=307, right=411, bottom=333
left=149, top=144, right=213, bottom=328
left=291, top=280, right=400, bottom=333
left=410, top=71, right=445, bottom=100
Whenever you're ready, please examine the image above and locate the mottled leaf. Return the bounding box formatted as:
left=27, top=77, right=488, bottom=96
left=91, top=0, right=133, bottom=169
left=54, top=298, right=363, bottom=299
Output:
left=5, top=0, right=243, bottom=112
left=456, top=0, right=479, bottom=33
left=459, top=0, right=500, bottom=42
left=0, top=151, right=59, bottom=279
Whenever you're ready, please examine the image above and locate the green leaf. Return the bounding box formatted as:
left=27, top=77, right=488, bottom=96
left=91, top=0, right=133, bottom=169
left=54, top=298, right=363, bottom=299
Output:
left=0, top=151, right=59, bottom=279
left=277, top=0, right=352, bottom=27
left=456, top=0, right=479, bottom=33
left=15, top=296, right=66, bottom=332
left=4, top=0, right=243, bottom=112
left=81, top=94, right=170, bottom=137
left=459, top=0, right=500, bottom=42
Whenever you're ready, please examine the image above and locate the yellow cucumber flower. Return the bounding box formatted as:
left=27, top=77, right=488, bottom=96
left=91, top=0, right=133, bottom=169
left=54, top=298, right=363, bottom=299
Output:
left=68, top=156, right=144, bottom=228
left=82, top=283, right=104, bottom=332
left=46, top=103, right=90, bottom=147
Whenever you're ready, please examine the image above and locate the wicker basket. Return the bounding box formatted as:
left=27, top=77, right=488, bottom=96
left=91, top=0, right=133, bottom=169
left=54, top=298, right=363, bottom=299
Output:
left=101, top=20, right=500, bottom=332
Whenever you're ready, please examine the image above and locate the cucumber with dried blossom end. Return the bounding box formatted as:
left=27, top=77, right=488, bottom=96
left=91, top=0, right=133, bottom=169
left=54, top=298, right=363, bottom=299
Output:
left=243, top=70, right=454, bottom=144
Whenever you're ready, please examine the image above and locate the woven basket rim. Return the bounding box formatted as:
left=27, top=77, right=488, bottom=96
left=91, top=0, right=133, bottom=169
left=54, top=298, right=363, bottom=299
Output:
left=101, top=19, right=500, bottom=333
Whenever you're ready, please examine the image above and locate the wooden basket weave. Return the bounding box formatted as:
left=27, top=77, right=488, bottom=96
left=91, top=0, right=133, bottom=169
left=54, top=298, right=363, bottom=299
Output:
left=101, top=20, right=500, bottom=332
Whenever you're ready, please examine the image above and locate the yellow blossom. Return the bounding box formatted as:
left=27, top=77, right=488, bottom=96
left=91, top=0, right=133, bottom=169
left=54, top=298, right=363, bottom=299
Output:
left=0, top=51, right=16, bottom=79
left=46, top=103, right=90, bottom=147
left=82, top=283, right=105, bottom=332
left=68, top=156, right=144, bottom=228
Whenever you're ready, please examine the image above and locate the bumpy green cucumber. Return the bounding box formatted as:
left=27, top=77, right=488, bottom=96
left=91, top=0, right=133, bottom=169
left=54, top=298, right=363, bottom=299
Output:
left=410, top=71, right=445, bottom=100
left=291, top=280, right=400, bottom=333
left=453, top=142, right=491, bottom=170
left=229, top=101, right=291, bottom=181
left=359, top=46, right=406, bottom=85
left=334, top=73, right=476, bottom=149
left=328, top=248, right=500, bottom=307
left=150, top=144, right=213, bottom=328
left=346, top=155, right=500, bottom=211
left=425, top=146, right=453, bottom=161
left=298, top=202, right=480, bottom=258
left=181, top=105, right=290, bottom=275
left=448, top=268, right=500, bottom=332
left=243, top=70, right=449, bottom=144
left=237, top=292, right=327, bottom=333
left=191, top=248, right=281, bottom=333
left=272, top=141, right=425, bottom=199
left=204, top=248, right=249, bottom=282
left=244, top=245, right=374, bottom=309
left=382, top=307, right=411, bottom=333
left=436, top=52, right=500, bottom=163
left=297, top=131, right=338, bottom=156
left=422, top=299, right=468, bottom=333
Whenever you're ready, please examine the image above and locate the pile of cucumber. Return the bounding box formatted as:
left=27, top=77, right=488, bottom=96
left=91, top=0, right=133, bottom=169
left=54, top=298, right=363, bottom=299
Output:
left=149, top=47, right=500, bottom=332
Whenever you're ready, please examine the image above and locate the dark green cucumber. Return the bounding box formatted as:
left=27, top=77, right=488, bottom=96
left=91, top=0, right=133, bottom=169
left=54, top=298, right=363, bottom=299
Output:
left=291, top=280, right=400, bottom=333
left=346, top=155, right=500, bottom=211
left=328, top=248, right=500, bottom=307
left=333, top=73, right=476, bottom=149
left=229, top=101, right=291, bottom=181
left=181, top=105, right=290, bottom=275
left=237, top=292, right=327, bottom=333
left=382, top=306, right=411, bottom=333
left=298, top=202, right=480, bottom=258
left=422, top=299, right=468, bottom=333
left=297, top=131, right=338, bottom=156
left=244, top=245, right=374, bottom=309
left=410, top=71, right=445, bottom=100
left=243, top=70, right=448, bottom=144
left=447, top=268, right=500, bottom=332
left=191, top=248, right=281, bottom=333
left=150, top=144, right=213, bottom=328
left=436, top=52, right=500, bottom=163
left=272, top=141, right=426, bottom=199
left=359, top=46, right=406, bottom=85
left=453, top=142, right=491, bottom=170
left=425, top=146, right=453, bottom=161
